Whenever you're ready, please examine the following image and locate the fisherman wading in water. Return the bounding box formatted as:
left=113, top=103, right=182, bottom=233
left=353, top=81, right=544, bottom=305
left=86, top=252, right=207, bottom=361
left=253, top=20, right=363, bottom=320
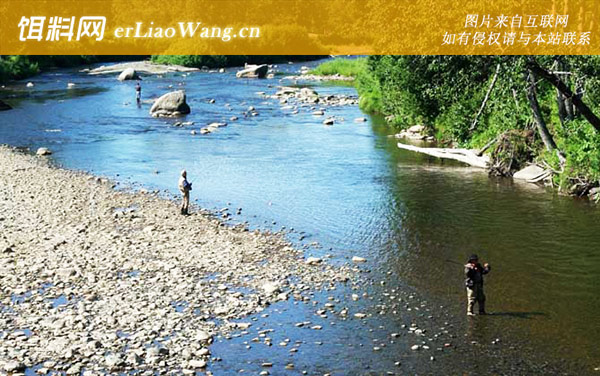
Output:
left=178, top=169, right=192, bottom=215
left=135, top=81, right=142, bottom=104
left=465, top=254, right=491, bottom=316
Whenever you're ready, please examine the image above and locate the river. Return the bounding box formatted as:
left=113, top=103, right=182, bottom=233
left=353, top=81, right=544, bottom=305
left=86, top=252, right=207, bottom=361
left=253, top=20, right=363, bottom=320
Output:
left=1, top=59, right=598, bottom=375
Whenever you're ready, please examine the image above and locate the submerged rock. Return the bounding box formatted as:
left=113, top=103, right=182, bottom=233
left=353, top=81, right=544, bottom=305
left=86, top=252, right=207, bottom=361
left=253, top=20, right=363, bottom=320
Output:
left=513, top=164, right=550, bottom=183
left=0, top=99, right=13, bottom=111
left=323, top=117, right=335, bottom=126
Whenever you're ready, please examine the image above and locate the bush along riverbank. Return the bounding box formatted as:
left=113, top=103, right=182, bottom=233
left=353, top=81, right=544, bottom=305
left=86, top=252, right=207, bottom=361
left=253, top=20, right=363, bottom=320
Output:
left=311, top=56, right=600, bottom=200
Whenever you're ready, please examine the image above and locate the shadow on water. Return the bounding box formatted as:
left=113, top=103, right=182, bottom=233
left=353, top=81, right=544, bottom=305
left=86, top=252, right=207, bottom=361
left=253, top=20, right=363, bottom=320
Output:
left=1, top=87, right=109, bottom=106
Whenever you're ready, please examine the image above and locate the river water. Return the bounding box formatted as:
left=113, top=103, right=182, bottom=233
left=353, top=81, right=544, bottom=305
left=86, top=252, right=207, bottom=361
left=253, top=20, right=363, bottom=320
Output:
left=1, top=59, right=598, bottom=375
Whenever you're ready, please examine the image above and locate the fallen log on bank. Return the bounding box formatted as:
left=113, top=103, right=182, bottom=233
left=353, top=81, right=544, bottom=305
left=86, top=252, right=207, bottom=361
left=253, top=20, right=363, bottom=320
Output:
left=397, top=142, right=490, bottom=169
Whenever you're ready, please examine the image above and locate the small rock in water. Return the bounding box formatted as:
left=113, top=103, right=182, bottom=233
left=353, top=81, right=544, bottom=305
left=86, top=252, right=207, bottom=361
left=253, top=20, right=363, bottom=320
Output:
left=352, top=256, right=366, bottom=263
left=36, top=147, right=52, bottom=156
left=26, top=82, right=34, bottom=87
left=322, top=117, right=335, bottom=125
left=189, top=359, right=207, bottom=368
left=305, top=256, right=322, bottom=265
left=411, top=345, right=420, bottom=351
left=354, top=117, right=367, bottom=123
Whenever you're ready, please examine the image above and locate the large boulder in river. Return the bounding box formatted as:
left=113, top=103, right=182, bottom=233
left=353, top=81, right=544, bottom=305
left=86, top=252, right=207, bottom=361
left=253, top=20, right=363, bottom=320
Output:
left=117, top=68, right=140, bottom=81
left=150, top=90, right=190, bottom=117
left=236, top=64, right=268, bottom=79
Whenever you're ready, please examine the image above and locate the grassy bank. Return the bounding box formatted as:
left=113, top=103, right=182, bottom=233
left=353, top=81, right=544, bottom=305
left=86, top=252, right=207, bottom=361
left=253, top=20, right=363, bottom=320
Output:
left=310, top=58, right=382, bottom=113
left=312, top=56, right=600, bottom=197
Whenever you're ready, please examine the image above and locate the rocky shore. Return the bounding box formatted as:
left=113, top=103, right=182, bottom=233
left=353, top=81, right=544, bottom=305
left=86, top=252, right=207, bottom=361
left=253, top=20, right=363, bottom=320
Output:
left=0, top=146, right=351, bottom=375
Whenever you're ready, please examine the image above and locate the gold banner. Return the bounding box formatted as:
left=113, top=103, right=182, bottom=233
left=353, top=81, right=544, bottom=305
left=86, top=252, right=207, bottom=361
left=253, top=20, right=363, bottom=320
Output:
left=1, top=0, right=598, bottom=55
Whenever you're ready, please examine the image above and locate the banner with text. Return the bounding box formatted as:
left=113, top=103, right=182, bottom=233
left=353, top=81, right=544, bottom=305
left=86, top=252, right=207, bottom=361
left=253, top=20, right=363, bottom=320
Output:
left=1, top=0, right=598, bottom=55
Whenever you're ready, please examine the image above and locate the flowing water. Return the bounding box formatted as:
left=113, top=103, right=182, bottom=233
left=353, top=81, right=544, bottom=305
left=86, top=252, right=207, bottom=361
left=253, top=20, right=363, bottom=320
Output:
left=1, top=59, right=599, bottom=375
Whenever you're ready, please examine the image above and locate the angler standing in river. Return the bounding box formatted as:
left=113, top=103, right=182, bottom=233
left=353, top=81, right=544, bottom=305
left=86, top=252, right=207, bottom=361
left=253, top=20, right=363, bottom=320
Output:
left=135, top=81, right=142, bottom=104
left=465, top=254, right=491, bottom=316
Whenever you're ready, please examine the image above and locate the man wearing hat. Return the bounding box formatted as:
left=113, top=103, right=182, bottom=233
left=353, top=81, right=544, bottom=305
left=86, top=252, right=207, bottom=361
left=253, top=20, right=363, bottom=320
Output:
left=465, top=254, right=491, bottom=316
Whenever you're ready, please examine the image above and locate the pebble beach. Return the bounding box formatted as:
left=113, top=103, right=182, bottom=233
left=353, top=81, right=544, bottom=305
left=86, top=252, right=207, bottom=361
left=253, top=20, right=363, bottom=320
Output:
left=0, top=146, right=351, bottom=374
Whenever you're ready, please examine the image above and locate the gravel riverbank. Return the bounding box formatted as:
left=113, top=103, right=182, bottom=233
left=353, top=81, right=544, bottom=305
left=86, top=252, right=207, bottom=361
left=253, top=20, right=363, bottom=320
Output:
left=0, top=146, right=351, bottom=374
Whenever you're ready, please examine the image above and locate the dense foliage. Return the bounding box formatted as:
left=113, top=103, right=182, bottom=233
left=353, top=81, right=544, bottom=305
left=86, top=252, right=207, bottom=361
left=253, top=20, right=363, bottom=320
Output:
left=313, top=56, right=600, bottom=195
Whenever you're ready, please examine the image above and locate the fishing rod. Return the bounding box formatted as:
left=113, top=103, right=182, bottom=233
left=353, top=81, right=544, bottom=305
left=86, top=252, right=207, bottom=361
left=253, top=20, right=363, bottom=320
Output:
left=444, top=258, right=464, bottom=266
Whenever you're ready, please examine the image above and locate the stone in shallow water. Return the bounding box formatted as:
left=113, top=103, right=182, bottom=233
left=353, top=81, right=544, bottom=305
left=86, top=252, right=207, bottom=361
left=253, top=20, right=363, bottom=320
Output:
left=36, top=147, right=52, bottom=156
left=513, top=165, right=549, bottom=182
left=189, top=359, right=206, bottom=368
